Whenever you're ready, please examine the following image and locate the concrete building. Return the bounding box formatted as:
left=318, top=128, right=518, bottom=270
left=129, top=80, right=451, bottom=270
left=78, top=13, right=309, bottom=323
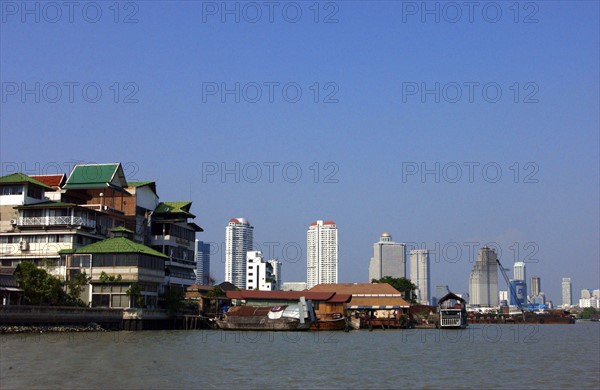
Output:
left=578, top=298, right=600, bottom=309
left=468, top=247, right=499, bottom=307
left=562, top=277, right=572, bottom=308
left=267, top=259, right=282, bottom=291
left=368, top=232, right=406, bottom=281
left=306, top=220, right=338, bottom=289
left=195, top=240, right=211, bottom=285
left=246, top=251, right=276, bottom=291
left=514, top=261, right=526, bottom=281
left=530, top=276, right=541, bottom=297
left=581, top=289, right=591, bottom=299
left=281, top=282, right=307, bottom=291
left=509, top=280, right=527, bottom=306
left=499, top=290, right=509, bottom=306
left=225, top=218, right=253, bottom=289
left=409, top=249, right=430, bottom=305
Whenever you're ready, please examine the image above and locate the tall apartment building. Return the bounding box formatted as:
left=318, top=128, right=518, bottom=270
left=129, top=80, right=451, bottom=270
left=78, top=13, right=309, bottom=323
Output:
left=468, top=247, right=499, bottom=307
left=513, top=261, right=526, bottom=281
left=307, top=220, right=338, bottom=289
left=409, top=249, right=430, bottom=305
left=368, top=232, right=406, bottom=281
left=225, top=218, right=253, bottom=289
left=195, top=240, right=211, bottom=285
left=562, top=277, right=572, bottom=308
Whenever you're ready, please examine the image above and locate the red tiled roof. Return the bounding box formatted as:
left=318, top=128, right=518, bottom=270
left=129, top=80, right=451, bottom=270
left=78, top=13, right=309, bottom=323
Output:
left=30, top=174, right=66, bottom=188
left=323, top=220, right=336, bottom=225
left=309, top=283, right=401, bottom=295
left=229, top=218, right=239, bottom=223
left=226, top=290, right=348, bottom=302
left=310, top=222, right=318, bottom=226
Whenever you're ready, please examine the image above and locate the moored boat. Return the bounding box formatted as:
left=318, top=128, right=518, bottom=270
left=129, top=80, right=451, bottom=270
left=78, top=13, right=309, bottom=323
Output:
left=216, top=303, right=313, bottom=331
left=310, top=313, right=347, bottom=330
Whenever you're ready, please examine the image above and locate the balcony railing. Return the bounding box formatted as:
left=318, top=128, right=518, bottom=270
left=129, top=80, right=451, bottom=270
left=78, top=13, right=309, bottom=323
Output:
left=18, top=216, right=96, bottom=229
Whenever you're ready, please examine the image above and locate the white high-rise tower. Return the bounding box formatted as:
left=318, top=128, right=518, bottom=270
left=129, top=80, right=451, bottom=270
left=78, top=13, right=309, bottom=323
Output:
left=225, top=218, right=253, bottom=289
left=562, top=277, right=572, bottom=308
left=307, top=220, right=338, bottom=289
left=410, top=249, right=430, bottom=305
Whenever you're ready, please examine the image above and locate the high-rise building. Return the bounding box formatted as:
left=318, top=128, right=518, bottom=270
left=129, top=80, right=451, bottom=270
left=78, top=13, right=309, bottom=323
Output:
left=509, top=280, right=527, bottom=306
left=268, top=259, right=282, bottom=291
left=562, top=277, right=572, bottom=308
left=513, top=261, right=526, bottom=281
left=499, top=290, right=509, bottom=306
left=225, top=218, right=253, bottom=289
left=409, top=249, right=430, bottom=305
left=306, top=220, right=338, bottom=289
left=368, top=232, right=406, bottom=281
left=468, top=247, right=499, bottom=307
left=581, top=289, right=591, bottom=299
left=195, top=240, right=211, bottom=285
left=531, top=276, right=541, bottom=297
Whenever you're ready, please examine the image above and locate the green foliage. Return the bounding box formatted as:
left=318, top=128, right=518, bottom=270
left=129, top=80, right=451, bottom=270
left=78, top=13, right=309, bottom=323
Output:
left=372, top=276, right=418, bottom=304
left=164, top=287, right=185, bottom=314
left=579, top=307, right=598, bottom=319
left=15, top=262, right=70, bottom=306
left=66, top=271, right=91, bottom=306
left=207, top=285, right=224, bottom=299
left=126, top=282, right=144, bottom=308
left=98, top=271, right=122, bottom=283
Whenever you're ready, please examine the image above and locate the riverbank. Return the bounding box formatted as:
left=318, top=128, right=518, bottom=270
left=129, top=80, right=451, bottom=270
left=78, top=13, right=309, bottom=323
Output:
left=0, top=323, right=106, bottom=334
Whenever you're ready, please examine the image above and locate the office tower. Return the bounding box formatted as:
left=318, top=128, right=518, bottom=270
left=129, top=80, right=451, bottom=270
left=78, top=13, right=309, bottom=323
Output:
left=509, top=280, right=527, bottom=306
left=369, top=232, right=406, bottom=281
left=499, top=290, right=509, bottom=306
left=468, top=247, right=499, bottom=307
left=513, top=261, right=526, bottom=281
left=307, top=220, right=338, bottom=289
left=409, top=249, right=430, bottom=305
left=562, top=277, right=572, bottom=307
left=225, top=218, right=253, bottom=289
left=195, top=240, right=211, bottom=285
left=581, top=289, right=591, bottom=299
left=268, top=259, right=282, bottom=290
left=531, top=276, right=541, bottom=297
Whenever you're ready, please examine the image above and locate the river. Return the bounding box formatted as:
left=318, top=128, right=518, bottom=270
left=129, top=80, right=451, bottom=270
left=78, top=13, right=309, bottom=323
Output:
left=1, top=322, right=599, bottom=389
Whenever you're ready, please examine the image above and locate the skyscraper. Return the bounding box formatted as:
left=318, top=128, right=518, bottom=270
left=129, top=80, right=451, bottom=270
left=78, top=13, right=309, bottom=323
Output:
left=225, top=218, right=253, bottom=289
left=513, top=261, right=526, bottom=281
left=531, top=276, right=541, bottom=297
left=409, top=249, right=430, bottom=305
left=195, top=240, right=211, bottom=285
left=368, top=232, right=406, bottom=281
left=468, top=247, right=499, bottom=307
left=562, top=277, right=572, bottom=307
left=307, top=220, right=338, bottom=289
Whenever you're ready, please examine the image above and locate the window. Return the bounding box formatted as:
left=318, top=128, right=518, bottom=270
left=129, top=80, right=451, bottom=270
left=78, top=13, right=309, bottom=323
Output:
left=0, top=185, right=23, bottom=196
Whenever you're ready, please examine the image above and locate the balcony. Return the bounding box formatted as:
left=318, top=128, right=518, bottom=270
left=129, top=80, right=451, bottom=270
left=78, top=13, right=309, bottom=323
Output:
left=18, top=216, right=96, bottom=229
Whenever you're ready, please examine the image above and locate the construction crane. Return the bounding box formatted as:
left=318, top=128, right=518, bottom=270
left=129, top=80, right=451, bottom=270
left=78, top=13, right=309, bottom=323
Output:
left=496, top=258, right=526, bottom=321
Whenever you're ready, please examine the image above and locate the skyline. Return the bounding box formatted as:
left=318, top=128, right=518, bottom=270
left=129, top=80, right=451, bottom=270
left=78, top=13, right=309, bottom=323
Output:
left=1, top=1, right=598, bottom=303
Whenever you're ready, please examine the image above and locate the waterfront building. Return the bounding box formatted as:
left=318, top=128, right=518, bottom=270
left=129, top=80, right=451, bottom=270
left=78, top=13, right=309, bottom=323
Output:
left=281, top=282, right=307, bottom=291
left=225, top=218, right=253, bottom=289
left=468, top=247, right=499, bottom=307
left=409, top=249, right=430, bottom=305
left=562, top=277, right=572, bottom=308
left=581, top=289, right=591, bottom=299
left=531, top=276, right=541, bottom=297
left=306, top=220, right=338, bottom=289
left=267, top=259, right=282, bottom=290
left=195, top=240, right=211, bottom=285
left=578, top=298, right=600, bottom=309
left=246, top=251, right=276, bottom=291
left=368, top=232, right=406, bottom=281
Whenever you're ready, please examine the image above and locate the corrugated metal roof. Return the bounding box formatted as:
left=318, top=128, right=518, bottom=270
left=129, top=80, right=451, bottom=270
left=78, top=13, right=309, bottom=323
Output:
left=225, top=290, right=342, bottom=302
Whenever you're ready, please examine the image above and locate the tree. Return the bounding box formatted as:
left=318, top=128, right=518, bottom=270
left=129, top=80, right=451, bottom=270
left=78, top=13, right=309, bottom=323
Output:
left=126, top=282, right=145, bottom=308
left=66, top=271, right=91, bottom=306
left=579, top=307, right=598, bottom=319
left=15, top=262, right=70, bottom=306
left=372, top=276, right=418, bottom=304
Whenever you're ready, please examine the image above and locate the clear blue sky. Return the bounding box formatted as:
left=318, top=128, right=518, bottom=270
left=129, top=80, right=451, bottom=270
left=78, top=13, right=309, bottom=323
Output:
left=1, top=1, right=598, bottom=303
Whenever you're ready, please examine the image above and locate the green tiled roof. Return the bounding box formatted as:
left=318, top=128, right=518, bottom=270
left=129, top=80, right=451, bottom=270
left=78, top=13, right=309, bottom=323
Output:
left=61, top=237, right=168, bottom=258
left=64, top=163, right=128, bottom=190
left=110, top=226, right=134, bottom=234
left=0, top=173, right=55, bottom=191
left=155, top=201, right=195, bottom=217
left=17, top=201, right=78, bottom=209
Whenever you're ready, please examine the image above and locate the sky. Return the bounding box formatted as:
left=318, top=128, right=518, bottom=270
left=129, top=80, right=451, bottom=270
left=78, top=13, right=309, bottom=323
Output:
left=1, top=1, right=598, bottom=303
